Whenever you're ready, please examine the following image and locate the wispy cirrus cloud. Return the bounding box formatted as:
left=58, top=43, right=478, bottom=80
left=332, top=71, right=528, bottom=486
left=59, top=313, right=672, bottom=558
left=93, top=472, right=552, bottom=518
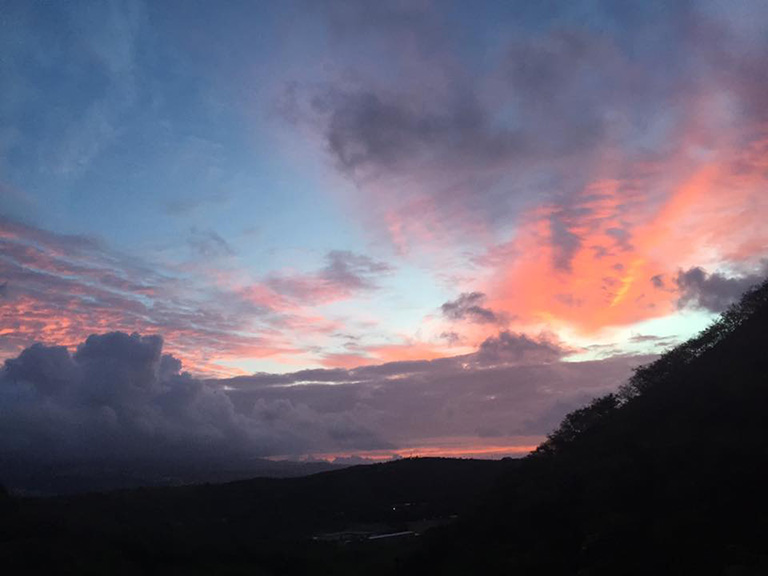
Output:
left=187, top=227, right=236, bottom=259
left=0, top=215, right=410, bottom=375
left=266, top=250, right=392, bottom=305
left=0, top=0, right=145, bottom=180
left=0, top=215, right=310, bottom=375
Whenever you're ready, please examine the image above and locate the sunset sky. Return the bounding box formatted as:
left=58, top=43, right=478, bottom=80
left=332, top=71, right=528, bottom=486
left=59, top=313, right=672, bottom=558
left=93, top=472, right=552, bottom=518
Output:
left=1, top=0, right=767, bottom=463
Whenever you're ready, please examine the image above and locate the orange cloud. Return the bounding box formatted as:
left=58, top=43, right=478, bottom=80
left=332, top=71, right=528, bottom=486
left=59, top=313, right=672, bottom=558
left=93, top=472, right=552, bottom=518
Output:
left=482, top=131, right=768, bottom=336
left=320, top=340, right=450, bottom=369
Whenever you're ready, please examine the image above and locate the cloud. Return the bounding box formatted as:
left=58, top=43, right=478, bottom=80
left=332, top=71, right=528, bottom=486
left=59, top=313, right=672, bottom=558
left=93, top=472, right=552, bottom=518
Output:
left=187, top=227, right=235, bottom=258
left=0, top=0, right=145, bottom=179
left=284, top=0, right=768, bottom=335
left=475, top=331, right=565, bottom=365
left=0, top=330, right=647, bottom=479
left=224, top=332, right=645, bottom=453
left=441, top=292, right=502, bottom=324
left=165, top=190, right=232, bottom=216
left=629, top=334, right=677, bottom=345
left=315, top=88, right=521, bottom=180
left=294, top=8, right=690, bottom=253
left=440, top=331, right=461, bottom=344
left=323, top=250, right=391, bottom=289
left=676, top=264, right=768, bottom=313
left=318, top=0, right=440, bottom=46
left=267, top=250, right=391, bottom=304
left=0, top=332, right=387, bottom=469
left=228, top=330, right=573, bottom=401
left=0, top=215, right=305, bottom=375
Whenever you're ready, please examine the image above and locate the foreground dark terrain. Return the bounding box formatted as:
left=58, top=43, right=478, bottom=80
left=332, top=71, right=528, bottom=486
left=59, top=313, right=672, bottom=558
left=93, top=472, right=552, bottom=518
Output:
left=0, top=457, right=517, bottom=575
left=2, top=278, right=768, bottom=575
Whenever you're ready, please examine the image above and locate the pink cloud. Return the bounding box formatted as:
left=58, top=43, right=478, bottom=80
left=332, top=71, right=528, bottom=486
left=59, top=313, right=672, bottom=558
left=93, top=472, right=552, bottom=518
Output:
left=0, top=217, right=322, bottom=376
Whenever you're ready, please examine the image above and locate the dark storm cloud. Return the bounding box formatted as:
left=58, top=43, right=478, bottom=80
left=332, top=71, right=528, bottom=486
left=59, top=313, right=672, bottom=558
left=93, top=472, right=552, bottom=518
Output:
left=676, top=264, right=768, bottom=313
left=441, top=292, right=501, bottom=324
left=0, top=332, right=387, bottom=467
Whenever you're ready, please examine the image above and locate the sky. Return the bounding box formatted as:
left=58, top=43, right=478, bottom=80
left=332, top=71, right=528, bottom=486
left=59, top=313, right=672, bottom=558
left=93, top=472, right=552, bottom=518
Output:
left=1, top=0, right=767, bottom=465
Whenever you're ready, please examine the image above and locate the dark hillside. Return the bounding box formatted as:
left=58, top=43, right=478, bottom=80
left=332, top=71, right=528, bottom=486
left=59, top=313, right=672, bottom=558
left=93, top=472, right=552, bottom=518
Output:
left=0, top=457, right=516, bottom=575
left=408, top=278, right=768, bottom=575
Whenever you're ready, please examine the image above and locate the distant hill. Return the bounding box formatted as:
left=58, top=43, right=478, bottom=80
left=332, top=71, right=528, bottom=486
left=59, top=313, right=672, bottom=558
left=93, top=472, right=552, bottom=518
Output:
left=0, top=456, right=345, bottom=496
left=407, top=277, right=768, bottom=575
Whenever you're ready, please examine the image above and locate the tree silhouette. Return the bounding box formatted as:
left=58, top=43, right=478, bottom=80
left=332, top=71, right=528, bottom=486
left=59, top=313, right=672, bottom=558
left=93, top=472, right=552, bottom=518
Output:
left=535, top=393, right=619, bottom=456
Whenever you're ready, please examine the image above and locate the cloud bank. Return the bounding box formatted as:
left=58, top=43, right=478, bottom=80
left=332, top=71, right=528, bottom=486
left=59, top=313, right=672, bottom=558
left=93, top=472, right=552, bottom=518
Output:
left=0, top=332, right=386, bottom=470
left=0, top=331, right=647, bottom=477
